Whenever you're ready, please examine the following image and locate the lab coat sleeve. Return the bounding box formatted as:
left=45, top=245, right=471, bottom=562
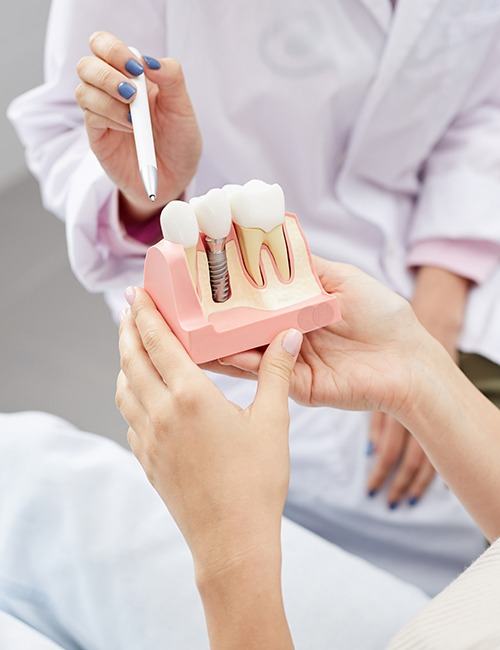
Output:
left=7, top=0, right=165, bottom=293
left=408, top=33, right=500, bottom=285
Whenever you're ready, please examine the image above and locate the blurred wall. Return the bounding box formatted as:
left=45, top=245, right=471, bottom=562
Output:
left=0, top=0, right=51, bottom=191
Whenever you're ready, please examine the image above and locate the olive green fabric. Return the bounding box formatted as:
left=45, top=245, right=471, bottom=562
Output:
left=459, top=353, right=500, bottom=409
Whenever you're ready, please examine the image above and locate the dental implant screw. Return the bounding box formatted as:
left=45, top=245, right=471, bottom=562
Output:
left=205, top=237, right=231, bottom=303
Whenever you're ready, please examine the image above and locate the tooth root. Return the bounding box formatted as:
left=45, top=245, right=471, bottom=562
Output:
left=185, top=246, right=198, bottom=290
left=235, top=224, right=265, bottom=286
left=264, top=225, right=290, bottom=282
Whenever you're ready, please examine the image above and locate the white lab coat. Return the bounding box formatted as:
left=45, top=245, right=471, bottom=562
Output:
left=8, top=0, right=500, bottom=594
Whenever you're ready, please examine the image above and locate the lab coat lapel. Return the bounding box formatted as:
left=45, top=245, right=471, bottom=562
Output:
left=343, top=0, right=442, bottom=167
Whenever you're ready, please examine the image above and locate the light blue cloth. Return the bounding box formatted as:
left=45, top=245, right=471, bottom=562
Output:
left=0, top=412, right=428, bottom=650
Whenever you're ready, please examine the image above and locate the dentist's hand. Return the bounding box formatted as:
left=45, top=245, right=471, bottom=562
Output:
left=366, top=267, right=467, bottom=508
left=76, top=31, right=202, bottom=220
left=116, top=287, right=302, bottom=582
left=212, top=258, right=427, bottom=418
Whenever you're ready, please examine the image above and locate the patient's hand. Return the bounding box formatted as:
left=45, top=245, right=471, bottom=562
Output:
left=211, top=258, right=429, bottom=419
left=116, top=288, right=301, bottom=582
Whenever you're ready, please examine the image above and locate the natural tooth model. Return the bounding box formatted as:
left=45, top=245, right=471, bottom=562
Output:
left=231, top=179, right=290, bottom=286
left=190, top=188, right=232, bottom=303
left=221, top=183, right=243, bottom=200
left=160, top=200, right=200, bottom=286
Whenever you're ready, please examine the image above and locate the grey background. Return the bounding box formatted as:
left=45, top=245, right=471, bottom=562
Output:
left=0, top=1, right=125, bottom=444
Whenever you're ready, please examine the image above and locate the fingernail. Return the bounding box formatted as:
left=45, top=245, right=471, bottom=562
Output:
left=368, top=489, right=378, bottom=498
left=127, top=110, right=132, bottom=123
left=125, top=286, right=136, bottom=306
left=389, top=501, right=399, bottom=510
left=125, top=58, right=144, bottom=76
left=282, top=329, right=303, bottom=356
left=143, top=55, right=161, bottom=70
left=118, top=82, right=137, bottom=100
left=408, top=496, right=419, bottom=507
left=366, top=440, right=375, bottom=456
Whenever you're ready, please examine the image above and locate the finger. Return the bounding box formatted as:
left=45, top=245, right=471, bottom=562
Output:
left=407, top=458, right=436, bottom=506
left=76, top=83, right=133, bottom=128
left=89, top=31, right=144, bottom=79
left=77, top=55, right=138, bottom=104
left=367, top=418, right=406, bottom=497
left=200, top=361, right=257, bottom=381
left=368, top=412, right=385, bottom=455
left=253, top=329, right=302, bottom=419
left=129, top=287, right=202, bottom=387
left=115, top=370, right=150, bottom=435
left=142, top=57, right=191, bottom=110
left=386, top=437, right=424, bottom=507
left=219, top=350, right=262, bottom=375
left=119, top=311, right=169, bottom=411
left=311, top=257, right=356, bottom=294
left=127, top=426, right=142, bottom=459
left=84, top=109, right=133, bottom=134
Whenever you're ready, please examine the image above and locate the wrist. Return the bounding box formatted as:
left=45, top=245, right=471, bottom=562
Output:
left=194, top=524, right=282, bottom=589
left=196, top=533, right=292, bottom=650
left=412, top=266, right=469, bottom=339
left=396, top=327, right=455, bottom=432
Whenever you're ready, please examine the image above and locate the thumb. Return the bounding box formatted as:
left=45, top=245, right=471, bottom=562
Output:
left=254, top=329, right=303, bottom=416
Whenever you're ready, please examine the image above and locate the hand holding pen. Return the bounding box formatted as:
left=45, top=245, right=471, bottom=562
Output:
left=76, top=31, right=202, bottom=221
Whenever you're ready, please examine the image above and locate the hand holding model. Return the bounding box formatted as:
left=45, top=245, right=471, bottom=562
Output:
left=215, top=257, right=425, bottom=415
left=75, top=31, right=201, bottom=220
left=117, top=260, right=500, bottom=648
left=117, top=288, right=300, bottom=648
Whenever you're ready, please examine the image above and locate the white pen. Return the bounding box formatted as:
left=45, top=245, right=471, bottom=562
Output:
left=128, top=46, right=158, bottom=201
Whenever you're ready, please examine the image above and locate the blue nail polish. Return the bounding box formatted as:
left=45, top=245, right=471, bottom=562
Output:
left=127, top=111, right=132, bottom=123
left=125, top=58, right=144, bottom=76
left=368, top=489, right=378, bottom=498
left=143, top=55, right=161, bottom=70
left=118, top=82, right=137, bottom=100
left=408, top=496, right=419, bottom=507
left=366, top=440, right=375, bottom=456
left=389, top=501, right=399, bottom=510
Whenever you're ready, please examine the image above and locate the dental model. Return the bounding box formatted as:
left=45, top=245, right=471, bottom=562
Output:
left=231, top=180, right=291, bottom=286
left=190, top=189, right=232, bottom=303
left=144, top=180, right=341, bottom=364
left=160, top=200, right=200, bottom=286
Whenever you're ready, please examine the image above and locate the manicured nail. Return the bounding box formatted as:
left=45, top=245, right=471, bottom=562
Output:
left=282, top=329, right=303, bottom=356
left=125, top=286, right=136, bottom=306
left=408, top=496, right=419, bottom=507
left=389, top=501, right=399, bottom=510
left=368, top=489, right=378, bottom=498
left=143, top=55, right=161, bottom=70
left=366, top=440, right=375, bottom=456
left=125, top=58, right=144, bottom=76
left=127, top=110, right=132, bottom=123
left=118, top=82, right=137, bottom=100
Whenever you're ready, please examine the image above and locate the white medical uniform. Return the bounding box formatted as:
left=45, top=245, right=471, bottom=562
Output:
left=7, top=0, right=500, bottom=614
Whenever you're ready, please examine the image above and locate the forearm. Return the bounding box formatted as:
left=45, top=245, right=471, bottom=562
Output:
left=412, top=266, right=470, bottom=347
left=196, top=544, right=293, bottom=650
left=400, top=332, right=500, bottom=541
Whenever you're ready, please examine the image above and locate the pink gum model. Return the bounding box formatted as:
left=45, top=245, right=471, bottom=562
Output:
left=143, top=213, right=341, bottom=364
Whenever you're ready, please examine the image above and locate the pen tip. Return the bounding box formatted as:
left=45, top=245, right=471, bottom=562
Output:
left=149, top=194, right=156, bottom=202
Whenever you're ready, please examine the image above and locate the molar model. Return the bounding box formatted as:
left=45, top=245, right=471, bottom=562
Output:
left=231, top=180, right=290, bottom=285
left=144, top=181, right=341, bottom=363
